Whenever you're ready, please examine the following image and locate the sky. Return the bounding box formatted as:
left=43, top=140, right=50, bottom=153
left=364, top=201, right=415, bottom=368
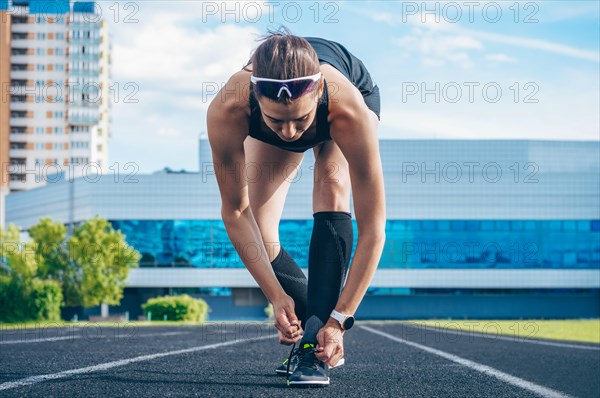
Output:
left=104, top=0, right=600, bottom=173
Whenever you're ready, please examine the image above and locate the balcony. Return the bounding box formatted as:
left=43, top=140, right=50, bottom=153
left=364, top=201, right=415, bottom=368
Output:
left=10, top=95, right=28, bottom=103
left=11, top=32, right=29, bottom=40
left=9, top=158, right=26, bottom=166
left=11, top=63, right=29, bottom=72
left=10, top=111, right=28, bottom=118
left=11, top=79, right=28, bottom=87
left=10, top=127, right=27, bottom=134
left=10, top=142, right=27, bottom=150
left=11, top=48, right=29, bottom=56
left=10, top=174, right=27, bottom=183
left=11, top=16, right=30, bottom=24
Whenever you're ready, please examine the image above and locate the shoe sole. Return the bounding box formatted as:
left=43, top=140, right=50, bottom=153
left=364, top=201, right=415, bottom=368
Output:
left=276, top=358, right=345, bottom=376
left=287, top=378, right=330, bottom=387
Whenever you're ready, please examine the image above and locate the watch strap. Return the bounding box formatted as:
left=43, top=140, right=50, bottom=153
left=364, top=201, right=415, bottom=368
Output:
left=330, top=309, right=350, bottom=329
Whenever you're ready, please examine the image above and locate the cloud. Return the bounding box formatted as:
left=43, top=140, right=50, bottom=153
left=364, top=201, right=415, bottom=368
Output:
left=369, top=11, right=396, bottom=25
left=394, top=28, right=484, bottom=67
left=485, top=53, right=517, bottom=63
left=458, top=27, right=599, bottom=62
left=104, top=2, right=269, bottom=172
left=378, top=71, right=599, bottom=141
left=362, top=4, right=598, bottom=63
left=156, top=127, right=181, bottom=138
left=535, top=2, right=600, bottom=22
left=112, top=23, right=261, bottom=90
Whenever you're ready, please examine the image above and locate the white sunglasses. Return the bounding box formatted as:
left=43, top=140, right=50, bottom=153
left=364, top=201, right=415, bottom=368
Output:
left=250, top=72, right=322, bottom=100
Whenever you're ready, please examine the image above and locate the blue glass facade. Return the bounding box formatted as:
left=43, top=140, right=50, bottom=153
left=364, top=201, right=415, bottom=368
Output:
left=110, top=219, right=600, bottom=270
left=29, top=0, right=69, bottom=14
left=5, top=0, right=90, bottom=13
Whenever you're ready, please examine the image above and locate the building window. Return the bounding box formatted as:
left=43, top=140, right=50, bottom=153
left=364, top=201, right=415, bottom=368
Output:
left=10, top=174, right=27, bottom=182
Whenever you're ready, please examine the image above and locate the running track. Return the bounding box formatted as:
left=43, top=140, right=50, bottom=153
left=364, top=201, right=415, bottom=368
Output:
left=0, top=321, right=598, bottom=397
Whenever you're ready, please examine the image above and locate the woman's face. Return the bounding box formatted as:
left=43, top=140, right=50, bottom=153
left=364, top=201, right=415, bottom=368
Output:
left=257, top=90, right=320, bottom=142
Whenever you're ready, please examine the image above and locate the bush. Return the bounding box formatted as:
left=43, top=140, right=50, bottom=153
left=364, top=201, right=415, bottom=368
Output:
left=264, top=303, right=274, bottom=321
left=0, top=275, right=21, bottom=322
left=0, top=277, right=62, bottom=322
left=141, top=294, right=209, bottom=323
left=29, top=279, right=63, bottom=322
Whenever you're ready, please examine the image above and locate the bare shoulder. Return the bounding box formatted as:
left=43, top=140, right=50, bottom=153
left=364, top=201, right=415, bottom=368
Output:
left=207, top=68, right=252, bottom=150
left=320, top=64, right=370, bottom=124
left=320, top=64, right=379, bottom=154
left=208, top=68, right=252, bottom=120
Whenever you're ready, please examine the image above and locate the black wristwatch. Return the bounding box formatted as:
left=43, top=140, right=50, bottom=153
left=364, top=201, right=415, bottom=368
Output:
left=330, top=309, right=355, bottom=331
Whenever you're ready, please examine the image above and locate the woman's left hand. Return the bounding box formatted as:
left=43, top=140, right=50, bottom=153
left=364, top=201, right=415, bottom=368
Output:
left=315, top=320, right=345, bottom=367
left=277, top=323, right=303, bottom=345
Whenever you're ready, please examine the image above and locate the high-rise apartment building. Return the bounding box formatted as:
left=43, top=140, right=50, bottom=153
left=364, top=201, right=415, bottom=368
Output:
left=0, top=0, right=110, bottom=201
left=0, top=5, right=11, bottom=228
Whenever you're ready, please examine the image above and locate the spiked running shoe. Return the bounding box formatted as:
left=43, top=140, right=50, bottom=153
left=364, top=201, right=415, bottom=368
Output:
left=276, top=342, right=345, bottom=376
left=287, top=342, right=331, bottom=387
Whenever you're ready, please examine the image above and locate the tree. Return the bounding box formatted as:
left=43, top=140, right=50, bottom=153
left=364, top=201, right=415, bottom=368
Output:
left=28, top=218, right=81, bottom=306
left=0, top=223, right=63, bottom=322
left=68, top=216, right=141, bottom=312
left=28, top=218, right=68, bottom=280
left=0, top=224, right=39, bottom=281
left=1, top=217, right=140, bottom=320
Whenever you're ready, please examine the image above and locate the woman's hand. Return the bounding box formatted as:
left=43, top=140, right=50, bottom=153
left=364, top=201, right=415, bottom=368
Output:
left=272, top=295, right=303, bottom=345
left=315, top=319, right=345, bottom=367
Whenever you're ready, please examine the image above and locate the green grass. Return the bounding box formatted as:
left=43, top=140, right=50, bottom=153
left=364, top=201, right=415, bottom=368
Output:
left=361, top=319, right=600, bottom=344
left=0, top=320, right=272, bottom=330
left=3, top=319, right=599, bottom=344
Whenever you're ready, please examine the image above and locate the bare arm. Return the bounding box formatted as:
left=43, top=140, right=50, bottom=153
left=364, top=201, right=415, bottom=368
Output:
left=206, top=79, right=286, bottom=304
left=206, top=75, right=302, bottom=340
left=328, top=91, right=387, bottom=320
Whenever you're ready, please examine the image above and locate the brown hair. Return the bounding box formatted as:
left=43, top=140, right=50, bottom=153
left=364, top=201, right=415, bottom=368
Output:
left=243, top=26, right=322, bottom=104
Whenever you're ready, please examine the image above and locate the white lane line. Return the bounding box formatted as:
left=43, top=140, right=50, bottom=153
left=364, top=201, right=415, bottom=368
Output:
left=0, top=333, right=277, bottom=391
left=0, top=336, right=77, bottom=345
left=360, top=325, right=573, bottom=398
left=0, top=331, right=190, bottom=345
left=403, top=324, right=600, bottom=351
left=136, top=331, right=190, bottom=337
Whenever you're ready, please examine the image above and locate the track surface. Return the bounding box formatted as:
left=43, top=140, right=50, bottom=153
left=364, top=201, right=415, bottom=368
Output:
left=0, top=322, right=598, bottom=397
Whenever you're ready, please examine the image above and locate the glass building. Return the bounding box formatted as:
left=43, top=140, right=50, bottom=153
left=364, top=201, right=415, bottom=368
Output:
left=5, top=139, right=600, bottom=320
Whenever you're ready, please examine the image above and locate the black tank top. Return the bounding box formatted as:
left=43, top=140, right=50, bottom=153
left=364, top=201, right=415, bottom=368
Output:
left=247, top=36, right=376, bottom=153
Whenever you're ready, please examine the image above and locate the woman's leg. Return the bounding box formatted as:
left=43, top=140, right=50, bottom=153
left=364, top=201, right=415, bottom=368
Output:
left=244, top=136, right=308, bottom=328
left=301, top=139, right=354, bottom=342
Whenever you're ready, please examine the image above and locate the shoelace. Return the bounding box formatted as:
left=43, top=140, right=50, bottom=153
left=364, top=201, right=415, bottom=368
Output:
left=286, top=342, right=320, bottom=380
left=285, top=342, right=321, bottom=381
left=297, top=345, right=320, bottom=370
left=285, top=342, right=300, bottom=379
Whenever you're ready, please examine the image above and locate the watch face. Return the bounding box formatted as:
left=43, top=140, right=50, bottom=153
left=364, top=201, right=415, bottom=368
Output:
left=343, top=316, right=355, bottom=330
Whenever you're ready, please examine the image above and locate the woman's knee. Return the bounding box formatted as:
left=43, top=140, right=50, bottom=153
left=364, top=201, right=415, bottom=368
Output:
left=313, top=180, right=351, bottom=212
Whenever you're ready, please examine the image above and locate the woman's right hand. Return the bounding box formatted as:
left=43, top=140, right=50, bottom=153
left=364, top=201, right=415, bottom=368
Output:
left=272, top=295, right=303, bottom=345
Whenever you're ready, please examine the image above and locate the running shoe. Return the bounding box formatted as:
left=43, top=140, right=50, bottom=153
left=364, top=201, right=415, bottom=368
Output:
left=286, top=342, right=330, bottom=387
left=275, top=344, right=301, bottom=376
left=275, top=343, right=345, bottom=376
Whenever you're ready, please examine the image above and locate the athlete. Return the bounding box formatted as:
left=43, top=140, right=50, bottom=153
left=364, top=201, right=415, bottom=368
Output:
left=206, top=28, right=386, bottom=387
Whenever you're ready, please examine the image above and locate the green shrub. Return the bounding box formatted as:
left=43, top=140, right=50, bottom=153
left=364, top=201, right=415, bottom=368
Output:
left=141, top=294, right=209, bottom=323
left=0, top=275, right=20, bottom=322
left=0, top=277, right=62, bottom=322
left=264, top=303, right=274, bottom=321
left=29, top=279, right=63, bottom=322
